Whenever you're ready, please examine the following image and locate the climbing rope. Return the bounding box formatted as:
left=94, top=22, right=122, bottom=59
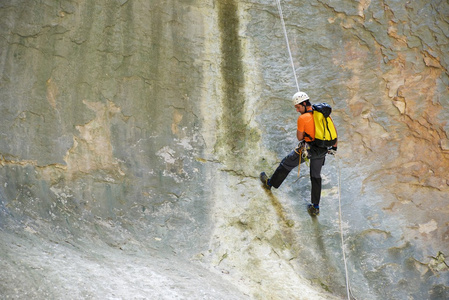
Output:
left=336, top=155, right=352, bottom=300
left=274, top=0, right=300, bottom=92
left=295, top=147, right=302, bottom=178
left=294, top=142, right=309, bottom=178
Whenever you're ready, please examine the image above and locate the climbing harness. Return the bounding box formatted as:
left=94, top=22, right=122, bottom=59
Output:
left=294, top=141, right=309, bottom=178
left=275, top=0, right=300, bottom=92
left=274, top=1, right=354, bottom=299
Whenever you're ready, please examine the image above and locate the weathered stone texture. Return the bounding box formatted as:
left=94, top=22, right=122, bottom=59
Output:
left=0, top=0, right=448, bottom=299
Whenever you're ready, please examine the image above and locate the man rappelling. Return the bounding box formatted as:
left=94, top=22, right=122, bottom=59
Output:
left=260, top=91, right=338, bottom=216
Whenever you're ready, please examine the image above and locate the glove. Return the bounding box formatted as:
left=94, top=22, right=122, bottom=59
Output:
left=328, top=146, right=337, bottom=155
left=297, top=140, right=306, bottom=149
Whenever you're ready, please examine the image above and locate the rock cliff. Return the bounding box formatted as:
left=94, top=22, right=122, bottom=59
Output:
left=1, top=0, right=448, bottom=299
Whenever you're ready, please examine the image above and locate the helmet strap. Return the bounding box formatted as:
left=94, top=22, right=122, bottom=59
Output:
left=303, top=102, right=313, bottom=113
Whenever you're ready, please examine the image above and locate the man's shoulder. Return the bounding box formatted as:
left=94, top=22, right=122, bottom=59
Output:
left=298, top=112, right=313, bottom=122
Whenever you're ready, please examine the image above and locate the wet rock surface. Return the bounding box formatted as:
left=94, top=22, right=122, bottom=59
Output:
left=1, top=0, right=448, bottom=299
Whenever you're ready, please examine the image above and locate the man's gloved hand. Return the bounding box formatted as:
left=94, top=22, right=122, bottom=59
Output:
left=297, top=140, right=306, bottom=149
left=328, top=146, right=337, bottom=155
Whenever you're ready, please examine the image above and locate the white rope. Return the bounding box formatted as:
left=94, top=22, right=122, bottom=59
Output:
left=274, top=0, right=300, bottom=92
left=337, top=156, right=351, bottom=300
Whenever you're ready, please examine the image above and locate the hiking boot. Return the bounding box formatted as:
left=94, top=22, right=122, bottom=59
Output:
left=307, top=204, right=320, bottom=217
left=260, top=172, right=271, bottom=190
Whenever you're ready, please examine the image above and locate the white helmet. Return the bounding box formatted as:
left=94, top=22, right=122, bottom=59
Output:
left=292, top=91, right=309, bottom=105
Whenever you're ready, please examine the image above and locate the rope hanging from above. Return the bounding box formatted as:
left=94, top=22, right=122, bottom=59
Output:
left=274, top=0, right=300, bottom=92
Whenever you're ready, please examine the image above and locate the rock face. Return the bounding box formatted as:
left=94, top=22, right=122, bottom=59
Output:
left=0, top=0, right=448, bottom=299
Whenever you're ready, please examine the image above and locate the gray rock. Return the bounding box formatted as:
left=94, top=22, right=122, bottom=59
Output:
left=0, top=0, right=448, bottom=299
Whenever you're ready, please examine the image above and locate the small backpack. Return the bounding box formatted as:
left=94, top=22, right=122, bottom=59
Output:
left=310, top=103, right=337, bottom=148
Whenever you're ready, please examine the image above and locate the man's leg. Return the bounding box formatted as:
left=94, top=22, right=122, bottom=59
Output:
left=310, top=156, right=325, bottom=207
left=267, top=164, right=290, bottom=188
left=261, top=149, right=300, bottom=189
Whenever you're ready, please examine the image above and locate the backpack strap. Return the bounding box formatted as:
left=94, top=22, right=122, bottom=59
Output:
left=304, top=131, right=313, bottom=141
left=302, top=110, right=313, bottom=141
